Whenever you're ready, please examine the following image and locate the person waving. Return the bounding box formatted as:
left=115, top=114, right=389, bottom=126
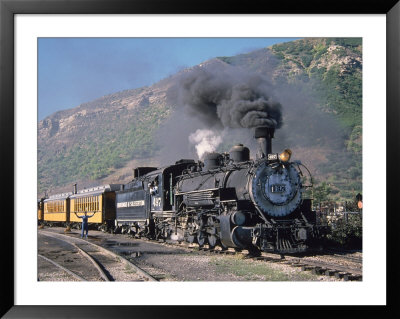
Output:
left=75, top=211, right=95, bottom=239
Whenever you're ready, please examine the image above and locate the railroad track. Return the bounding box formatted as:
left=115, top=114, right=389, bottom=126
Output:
left=39, top=230, right=157, bottom=282
left=206, top=245, right=362, bottom=281
left=277, top=256, right=362, bottom=280
left=40, top=229, right=362, bottom=281
left=135, top=237, right=363, bottom=281
left=39, top=233, right=111, bottom=281
left=324, top=248, right=363, bottom=263
left=38, top=254, right=86, bottom=281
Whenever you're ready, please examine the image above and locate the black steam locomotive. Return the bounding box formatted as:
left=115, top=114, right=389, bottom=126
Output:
left=115, top=127, right=324, bottom=253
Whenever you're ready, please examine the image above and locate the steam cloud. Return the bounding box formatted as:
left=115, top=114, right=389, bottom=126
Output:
left=173, top=67, right=283, bottom=130
left=188, top=129, right=223, bottom=159
left=159, top=60, right=346, bottom=171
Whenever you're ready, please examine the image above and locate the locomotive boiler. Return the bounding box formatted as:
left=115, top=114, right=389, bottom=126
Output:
left=115, top=126, right=323, bottom=253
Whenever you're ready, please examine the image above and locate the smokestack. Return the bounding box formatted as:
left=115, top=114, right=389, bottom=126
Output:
left=73, top=183, right=77, bottom=194
left=254, top=127, right=275, bottom=158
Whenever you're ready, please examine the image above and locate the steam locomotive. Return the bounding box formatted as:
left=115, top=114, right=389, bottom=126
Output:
left=114, top=127, right=325, bottom=253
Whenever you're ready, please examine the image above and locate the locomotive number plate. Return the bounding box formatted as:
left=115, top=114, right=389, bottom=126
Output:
left=271, top=184, right=286, bottom=193
left=268, top=154, right=278, bottom=161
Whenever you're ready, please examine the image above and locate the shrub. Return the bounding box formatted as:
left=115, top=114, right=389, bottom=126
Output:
left=327, top=213, right=362, bottom=249
left=301, top=54, right=313, bottom=67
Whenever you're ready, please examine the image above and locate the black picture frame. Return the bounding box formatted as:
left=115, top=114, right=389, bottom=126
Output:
left=1, top=0, right=398, bottom=318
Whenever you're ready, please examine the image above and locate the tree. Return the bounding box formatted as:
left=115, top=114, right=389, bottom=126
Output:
left=314, top=182, right=331, bottom=207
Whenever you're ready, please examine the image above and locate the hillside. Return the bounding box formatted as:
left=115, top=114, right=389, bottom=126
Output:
left=216, top=38, right=362, bottom=201
left=38, top=38, right=362, bottom=202
left=38, top=85, right=172, bottom=191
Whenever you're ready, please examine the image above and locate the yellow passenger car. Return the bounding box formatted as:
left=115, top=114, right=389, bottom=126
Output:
left=43, top=193, right=72, bottom=225
left=69, top=184, right=121, bottom=231
left=37, top=198, right=45, bottom=223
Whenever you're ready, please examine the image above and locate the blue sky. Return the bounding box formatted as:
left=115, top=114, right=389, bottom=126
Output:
left=38, top=38, right=299, bottom=120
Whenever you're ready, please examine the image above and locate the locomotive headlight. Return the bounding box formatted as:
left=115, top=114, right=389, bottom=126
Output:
left=279, top=149, right=292, bottom=162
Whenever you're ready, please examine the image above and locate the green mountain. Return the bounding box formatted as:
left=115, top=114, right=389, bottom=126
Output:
left=38, top=85, right=173, bottom=192
left=38, top=38, right=362, bottom=203
left=217, top=38, right=362, bottom=201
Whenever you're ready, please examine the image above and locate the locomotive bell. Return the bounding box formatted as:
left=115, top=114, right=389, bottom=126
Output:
left=229, top=144, right=250, bottom=162
left=254, top=127, right=275, bottom=158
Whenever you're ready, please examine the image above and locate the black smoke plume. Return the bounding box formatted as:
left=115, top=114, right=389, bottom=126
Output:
left=170, top=67, right=283, bottom=130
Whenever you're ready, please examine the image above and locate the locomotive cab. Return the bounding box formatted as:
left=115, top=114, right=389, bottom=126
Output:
left=115, top=160, right=196, bottom=237
left=146, top=160, right=198, bottom=212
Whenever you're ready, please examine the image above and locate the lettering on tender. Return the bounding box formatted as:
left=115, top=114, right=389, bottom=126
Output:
left=117, top=200, right=145, bottom=208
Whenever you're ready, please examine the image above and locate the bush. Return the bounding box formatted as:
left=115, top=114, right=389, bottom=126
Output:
left=274, top=52, right=285, bottom=60
left=332, top=38, right=362, bottom=48
left=301, top=54, right=313, bottom=67
left=326, top=214, right=362, bottom=249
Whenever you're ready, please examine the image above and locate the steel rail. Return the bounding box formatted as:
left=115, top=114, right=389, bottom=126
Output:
left=38, top=254, right=86, bottom=281
left=324, top=248, right=363, bottom=263
left=39, top=230, right=157, bottom=282
left=39, top=232, right=110, bottom=281
left=286, top=257, right=362, bottom=276
left=72, top=243, right=111, bottom=281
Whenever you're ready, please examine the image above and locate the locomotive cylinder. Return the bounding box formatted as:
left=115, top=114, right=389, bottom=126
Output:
left=230, top=211, right=246, bottom=226
left=254, top=127, right=275, bottom=158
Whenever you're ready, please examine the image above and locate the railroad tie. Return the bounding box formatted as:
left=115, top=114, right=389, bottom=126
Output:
left=312, top=267, right=327, bottom=275
left=301, top=265, right=314, bottom=271
left=335, top=272, right=348, bottom=279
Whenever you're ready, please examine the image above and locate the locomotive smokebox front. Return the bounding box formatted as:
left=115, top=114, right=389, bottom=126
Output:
left=249, top=126, right=303, bottom=218
left=254, top=126, right=275, bottom=158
